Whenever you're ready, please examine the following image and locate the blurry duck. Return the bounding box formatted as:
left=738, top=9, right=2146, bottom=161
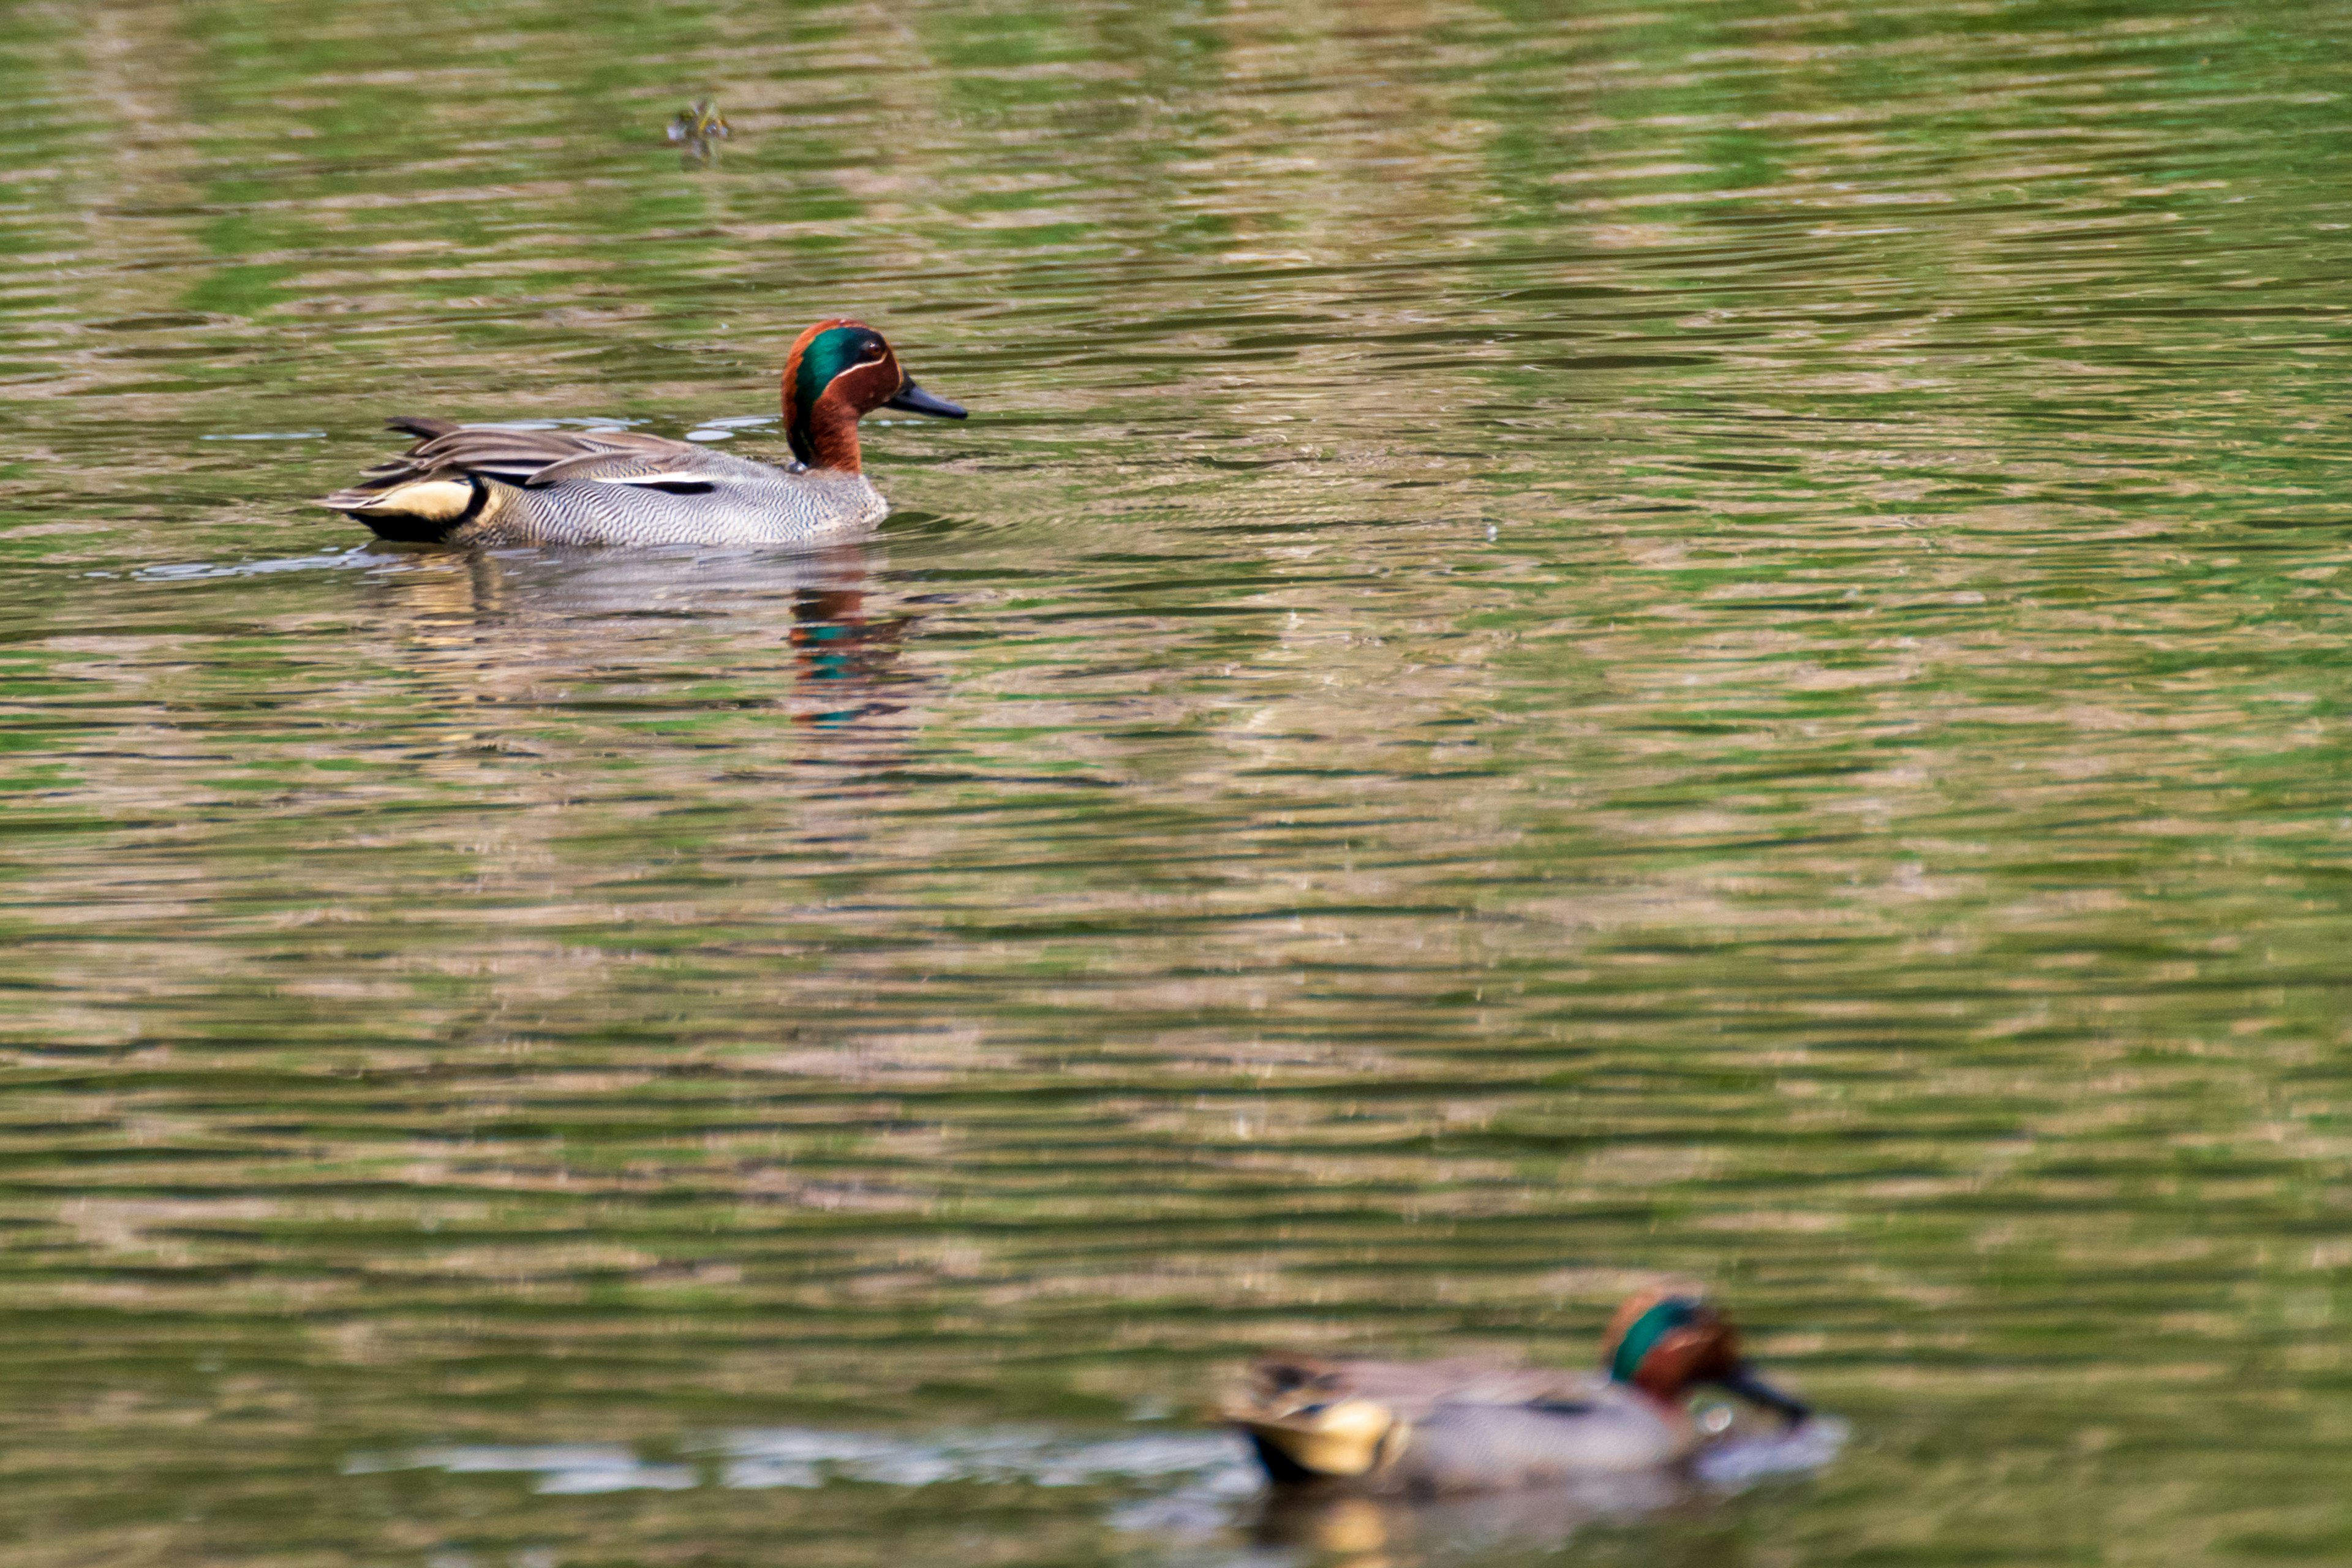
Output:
left=1225, top=1287, right=1810, bottom=1496
left=322, top=318, right=965, bottom=548
left=666, top=99, right=731, bottom=146
left=667, top=99, right=730, bottom=164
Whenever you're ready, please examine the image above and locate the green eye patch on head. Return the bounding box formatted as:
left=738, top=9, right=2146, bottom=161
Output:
left=785, top=324, right=889, bottom=462
left=794, top=326, right=882, bottom=413
left=1609, top=1297, right=1702, bottom=1384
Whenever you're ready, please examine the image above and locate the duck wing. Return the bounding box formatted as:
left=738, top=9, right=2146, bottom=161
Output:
left=1343, top=1359, right=1603, bottom=1413
left=320, top=421, right=801, bottom=537
left=324, top=420, right=760, bottom=502
left=1237, top=1356, right=1604, bottom=1422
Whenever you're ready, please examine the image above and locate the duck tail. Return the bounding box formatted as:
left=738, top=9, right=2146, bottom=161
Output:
left=1222, top=1359, right=1400, bottom=1483
left=385, top=415, right=461, bottom=441
left=318, top=469, right=489, bottom=542
left=1238, top=1427, right=1330, bottom=1486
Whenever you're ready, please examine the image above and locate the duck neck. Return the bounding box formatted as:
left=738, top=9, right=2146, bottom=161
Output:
left=791, top=387, right=864, bottom=474
left=1621, top=1376, right=1689, bottom=1416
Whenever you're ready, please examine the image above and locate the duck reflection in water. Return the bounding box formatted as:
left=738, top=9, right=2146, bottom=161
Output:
left=363, top=540, right=922, bottom=734
left=1253, top=1479, right=1684, bottom=1567
left=785, top=577, right=907, bottom=729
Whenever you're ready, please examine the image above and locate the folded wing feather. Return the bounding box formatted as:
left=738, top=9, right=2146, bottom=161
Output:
left=323, top=420, right=763, bottom=511
left=1235, top=1357, right=1605, bottom=1423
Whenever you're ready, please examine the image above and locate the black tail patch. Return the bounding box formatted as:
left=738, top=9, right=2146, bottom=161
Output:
left=386, top=415, right=461, bottom=442
left=351, top=473, right=487, bottom=544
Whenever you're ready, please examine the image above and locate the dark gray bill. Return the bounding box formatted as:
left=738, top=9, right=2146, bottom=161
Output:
left=1715, top=1364, right=1811, bottom=1427
left=885, top=380, right=967, bottom=420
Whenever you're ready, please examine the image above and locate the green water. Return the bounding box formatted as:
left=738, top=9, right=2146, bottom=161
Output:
left=5, top=0, right=2352, bottom=1562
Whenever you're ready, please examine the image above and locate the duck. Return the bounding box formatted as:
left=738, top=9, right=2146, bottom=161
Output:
left=1224, top=1287, right=1811, bottom=1498
left=667, top=100, right=731, bottom=165
left=321, top=318, right=966, bottom=548
left=666, top=99, right=731, bottom=146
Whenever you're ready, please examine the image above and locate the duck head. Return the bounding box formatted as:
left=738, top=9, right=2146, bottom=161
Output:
left=780, top=318, right=966, bottom=474
left=1601, top=1289, right=1810, bottom=1426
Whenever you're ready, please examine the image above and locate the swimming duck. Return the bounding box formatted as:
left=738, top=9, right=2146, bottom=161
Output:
left=667, top=100, right=731, bottom=165
left=667, top=99, right=731, bottom=146
left=1225, top=1287, right=1810, bottom=1497
left=321, top=318, right=966, bottom=548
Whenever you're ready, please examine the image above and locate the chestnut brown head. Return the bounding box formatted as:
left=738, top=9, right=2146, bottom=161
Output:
left=1600, top=1289, right=1809, bottom=1426
left=779, top=318, right=965, bottom=473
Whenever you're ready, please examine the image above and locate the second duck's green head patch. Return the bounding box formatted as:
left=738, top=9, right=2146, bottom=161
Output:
left=1608, top=1295, right=1703, bottom=1384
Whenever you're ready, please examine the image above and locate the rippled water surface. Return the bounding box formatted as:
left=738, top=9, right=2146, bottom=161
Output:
left=6, top=1, right=2352, bottom=1563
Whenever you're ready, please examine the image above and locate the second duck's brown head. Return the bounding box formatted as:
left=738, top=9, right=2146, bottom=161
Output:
left=779, top=318, right=966, bottom=473
left=1602, top=1288, right=1809, bottom=1426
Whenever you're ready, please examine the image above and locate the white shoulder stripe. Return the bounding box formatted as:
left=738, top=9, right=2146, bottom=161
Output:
left=586, top=472, right=718, bottom=487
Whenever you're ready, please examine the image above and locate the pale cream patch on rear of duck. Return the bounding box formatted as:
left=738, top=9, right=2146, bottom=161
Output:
left=1243, top=1398, right=1405, bottom=1478
left=339, top=478, right=475, bottom=519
